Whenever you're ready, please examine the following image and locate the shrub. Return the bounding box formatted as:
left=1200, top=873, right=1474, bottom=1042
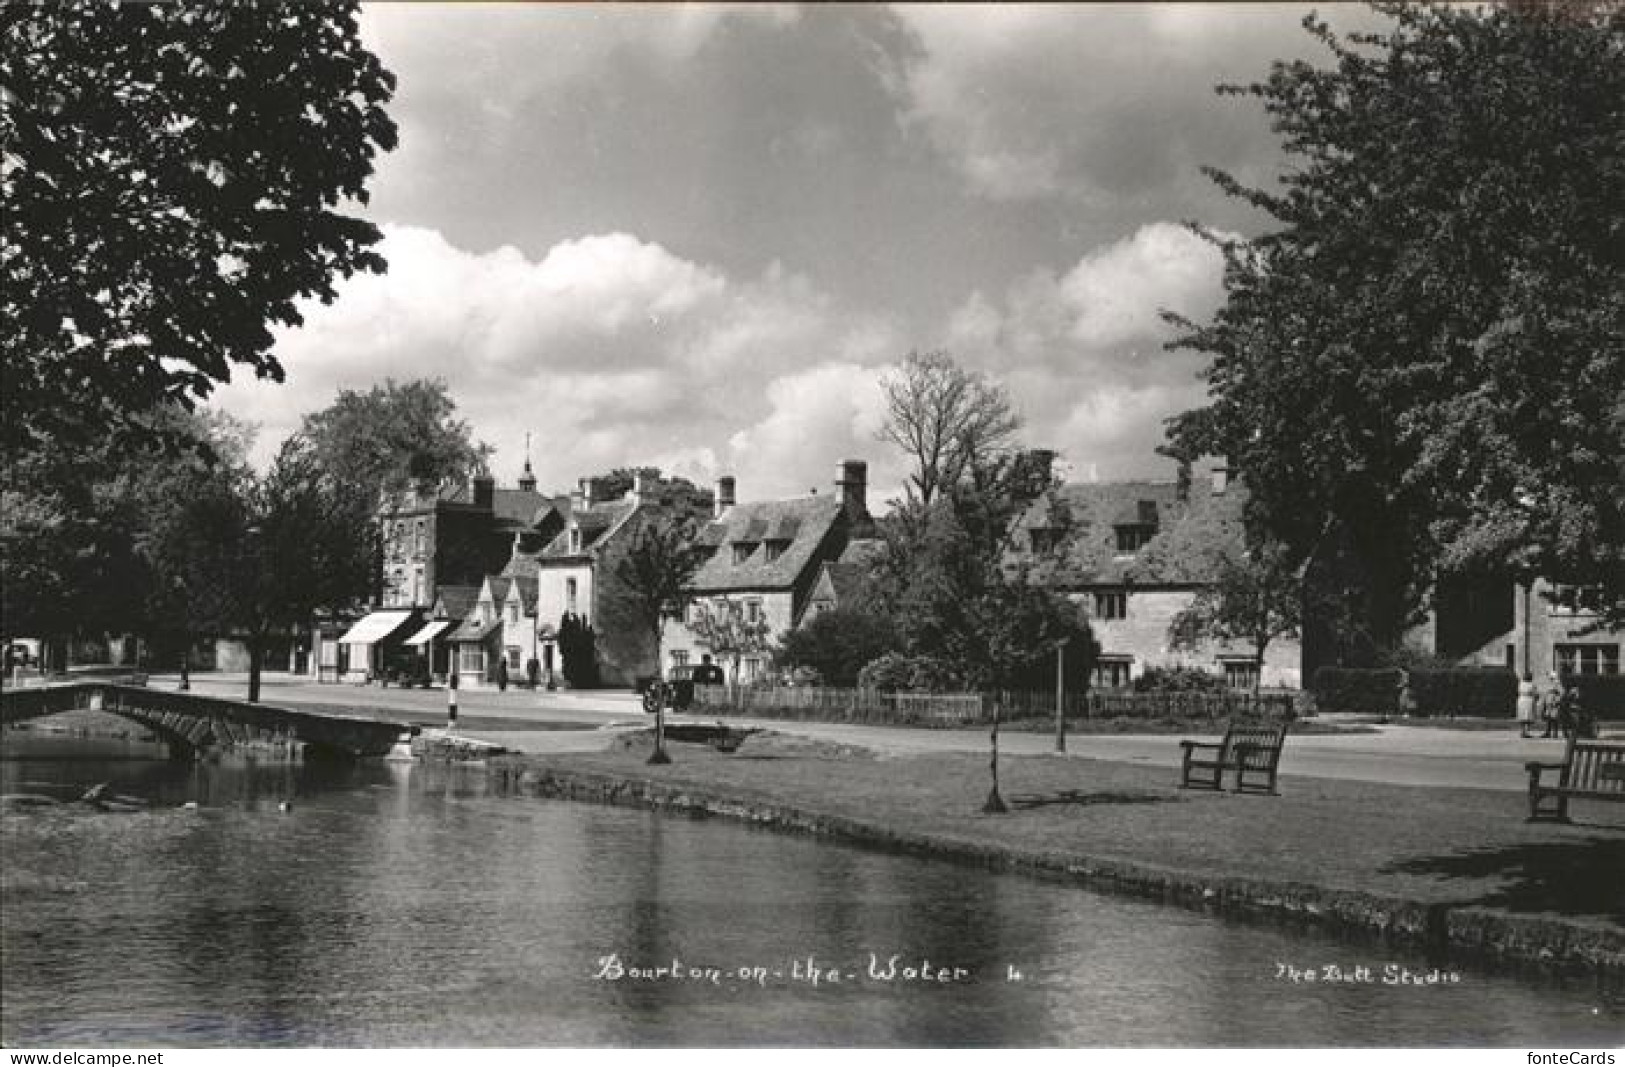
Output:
left=1133, top=665, right=1227, bottom=693
left=775, top=607, right=899, bottom=687
left=857, top=653, right=963, bottom=692
left=1311, top=667, right=1405, bottom=715
left=1566, top=674, right=1625, bottom=720
left=1405, top=667, right=1517, bottom=718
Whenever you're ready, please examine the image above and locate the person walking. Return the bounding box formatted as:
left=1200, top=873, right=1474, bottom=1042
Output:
left=1515, top=672, right=1539, bottom=738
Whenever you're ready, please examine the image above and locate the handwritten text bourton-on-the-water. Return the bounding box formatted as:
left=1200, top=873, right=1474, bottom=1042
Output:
left=592, top=953, right=1022, bottom=987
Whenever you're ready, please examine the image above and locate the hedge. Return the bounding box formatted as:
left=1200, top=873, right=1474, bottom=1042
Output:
left=1311, top=667, right=1405, bottom=715
left=1405, top=667, right=1517, bottom=719
left=1567, top=675, right=1625, bottom=720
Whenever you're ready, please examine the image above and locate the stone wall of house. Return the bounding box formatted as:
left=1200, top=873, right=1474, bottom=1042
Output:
left=1070, top=588, right=1301, bottom=688
left=661, top=591, right=795, bottom=684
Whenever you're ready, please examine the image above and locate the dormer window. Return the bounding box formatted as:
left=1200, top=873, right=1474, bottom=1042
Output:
left=1114, top=525, right=1154, bottom=553
left=568, top=527, right=582, bottom=553
left=764, top=539, right=788, bottom=563
left=732, top=541, right=757, bottom=565
left=1029, top=528, right=1061, bottom=555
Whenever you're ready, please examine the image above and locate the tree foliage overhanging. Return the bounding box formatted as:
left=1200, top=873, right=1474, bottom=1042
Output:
left=1, top=1, right=397, bottom=454
left=300, top=378, right=492, bottom=509
left=1165, top=1, right=1625, bottom=637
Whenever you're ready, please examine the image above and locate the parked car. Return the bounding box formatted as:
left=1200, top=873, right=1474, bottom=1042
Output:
left=641, top=664, right=696, bottom=714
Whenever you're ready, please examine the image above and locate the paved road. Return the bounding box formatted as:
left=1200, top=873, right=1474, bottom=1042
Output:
left=157, top=672, right=1611, bottom=793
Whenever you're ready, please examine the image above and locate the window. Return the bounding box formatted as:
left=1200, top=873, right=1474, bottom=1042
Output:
left=415, top=519, right=426, bottom=555
left=459, top=646, right=484, bottom=673
left=1028, top=528, right=1061, bottom=554
left=742, top=657, right=763, bottom=683
left=732, top=542, right=756, bottom=564
left=670, top=650, right=690, bottom=668
left=745, top=599, right=763, bottom=623
left=1093, top=591, right=1127, bottom=620
left=1114, top=525, right=1154, bottom=553
left=1554, top=643, right=1620, bottom=676
left=507, top=602, right=519, bottom=625
left=505, top=646, right=522, bottom=670
left=1092, top=657, right=1132, bottom=689
left=566, top=578, right=578, bottom=615
left=764, top=540, right=788, bottom=563
left=411, top=567, right=424, bottom=606
left=568, top=527, right=582, bottom=553
left=1221, top=659, right=1261, bottom=691
left=480, top=602, right=493, bottom=623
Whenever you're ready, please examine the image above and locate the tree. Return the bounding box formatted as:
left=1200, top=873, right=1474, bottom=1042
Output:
left=236, top=437, right=377, bottom=702
left=300, top=379, right=492, bottom=507
left=687, top=601, right=773, bottom=700
left=1, top=2, right=397, bottom=454
left=612, top=515, right=707, bottom=658
left=878, top=351, right=1021, bottom=508
left=1168, top=543, right=1302, bottom=691
left=1165, top=2, right=1625, bottom=643
left=775, top=607, right=900, bottom=687
left=582, top=468, right=714, bottom=514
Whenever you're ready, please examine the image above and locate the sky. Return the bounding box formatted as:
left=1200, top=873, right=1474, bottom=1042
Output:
left=208, top=2, right=1390, bottom=506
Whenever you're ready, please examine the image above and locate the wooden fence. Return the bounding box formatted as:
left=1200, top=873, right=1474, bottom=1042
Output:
left=689, top=684, right=1296, bottom=726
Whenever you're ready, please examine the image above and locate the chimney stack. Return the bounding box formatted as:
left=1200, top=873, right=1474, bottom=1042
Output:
left=630, top=469, right=656, bottom=507
left=836, top=459, right=868, bottom=519
left=472, top=473, right=495, bottom=510
left=715, top=475, right=736, bottom=518
left=578, top=477, right=596, bottom=508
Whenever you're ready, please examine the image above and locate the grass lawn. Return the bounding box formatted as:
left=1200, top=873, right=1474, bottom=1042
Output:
left=532, top=729, right=1625, bottom=938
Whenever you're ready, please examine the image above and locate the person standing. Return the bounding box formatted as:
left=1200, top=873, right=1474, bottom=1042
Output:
left=1515, top=672, right=1539, bottom=738
left=1539, top=671, right=1563, bottom=739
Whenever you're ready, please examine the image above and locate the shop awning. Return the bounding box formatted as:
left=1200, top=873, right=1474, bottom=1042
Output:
left=337, top=611, right=418, bottom=646
left=403, top=619, right=453, bottom=647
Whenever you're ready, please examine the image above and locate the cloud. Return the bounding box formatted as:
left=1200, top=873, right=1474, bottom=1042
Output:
left=208, top=224, right=903, bottom=503
left=942, top=222, right=1228, bottom=478
left=886, top=4, right=1389, bottom=206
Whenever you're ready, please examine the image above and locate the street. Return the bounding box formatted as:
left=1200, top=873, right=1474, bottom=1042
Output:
left=164, top=672, right=1602, bottom=793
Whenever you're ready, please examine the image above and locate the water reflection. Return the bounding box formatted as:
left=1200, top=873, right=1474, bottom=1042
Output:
left=2, top=733, right=1619, bottom=1047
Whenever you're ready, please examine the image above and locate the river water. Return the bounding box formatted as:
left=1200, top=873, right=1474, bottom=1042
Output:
left=2, top=731, right=1620, bottom=1047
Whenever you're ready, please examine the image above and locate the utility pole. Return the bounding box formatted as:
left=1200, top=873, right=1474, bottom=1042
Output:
left=1054, top=638, right=1069, bottom=753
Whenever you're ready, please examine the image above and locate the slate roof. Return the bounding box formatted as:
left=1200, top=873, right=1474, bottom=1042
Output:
left=432, top=584, right=479, bottom=621
left=483, top=575, right=513, bottom=605
left=538, top=499, right=638, bottom=561
left=499, top=554, right=541, bottom=611
left=1014, top=478, right=1246, bottom=587
left=438, top=484, right=563, bottom=529
left=447, top=617, right=500, bottom=643
left=689, top=494, right=845, bottom=593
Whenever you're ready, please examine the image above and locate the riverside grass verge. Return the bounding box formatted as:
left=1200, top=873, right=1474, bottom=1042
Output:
left=485, top=730, right=1625, bottom=978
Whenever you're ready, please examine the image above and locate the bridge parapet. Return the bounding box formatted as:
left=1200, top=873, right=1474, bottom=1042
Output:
left=1, top=682, right=417, bottom=760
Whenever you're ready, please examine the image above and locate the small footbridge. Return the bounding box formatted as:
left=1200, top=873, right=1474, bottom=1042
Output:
left=1, top=681, right=417, bottom=760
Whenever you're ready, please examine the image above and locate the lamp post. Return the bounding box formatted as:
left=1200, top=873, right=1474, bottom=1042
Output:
left=1054, top=637, right=1070, bottom=753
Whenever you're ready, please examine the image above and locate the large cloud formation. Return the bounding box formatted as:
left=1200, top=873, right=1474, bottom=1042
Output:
left=944, top=222, right=1228, bottom=481
left=210, top=225, right=902, bottom=502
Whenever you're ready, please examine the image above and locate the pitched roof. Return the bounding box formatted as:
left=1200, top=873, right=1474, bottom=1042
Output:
left=499, top=554, right=541, bottom=611
left=1015, top=478, right=1246, bottom=587
left=688, top=494, right=845, bottom=593
left=438, top=483, right=562, bottom=529
left=483, top=575, right=513, bottom=604
left=432, top=584, right=479, bottom=621
left=537, top=498, right=638, bottom=560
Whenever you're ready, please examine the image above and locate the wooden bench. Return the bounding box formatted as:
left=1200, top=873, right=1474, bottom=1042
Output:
left=1179, top=723, right=1289, bottom=795
left=1525, top=737, right=1625, bottom=822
